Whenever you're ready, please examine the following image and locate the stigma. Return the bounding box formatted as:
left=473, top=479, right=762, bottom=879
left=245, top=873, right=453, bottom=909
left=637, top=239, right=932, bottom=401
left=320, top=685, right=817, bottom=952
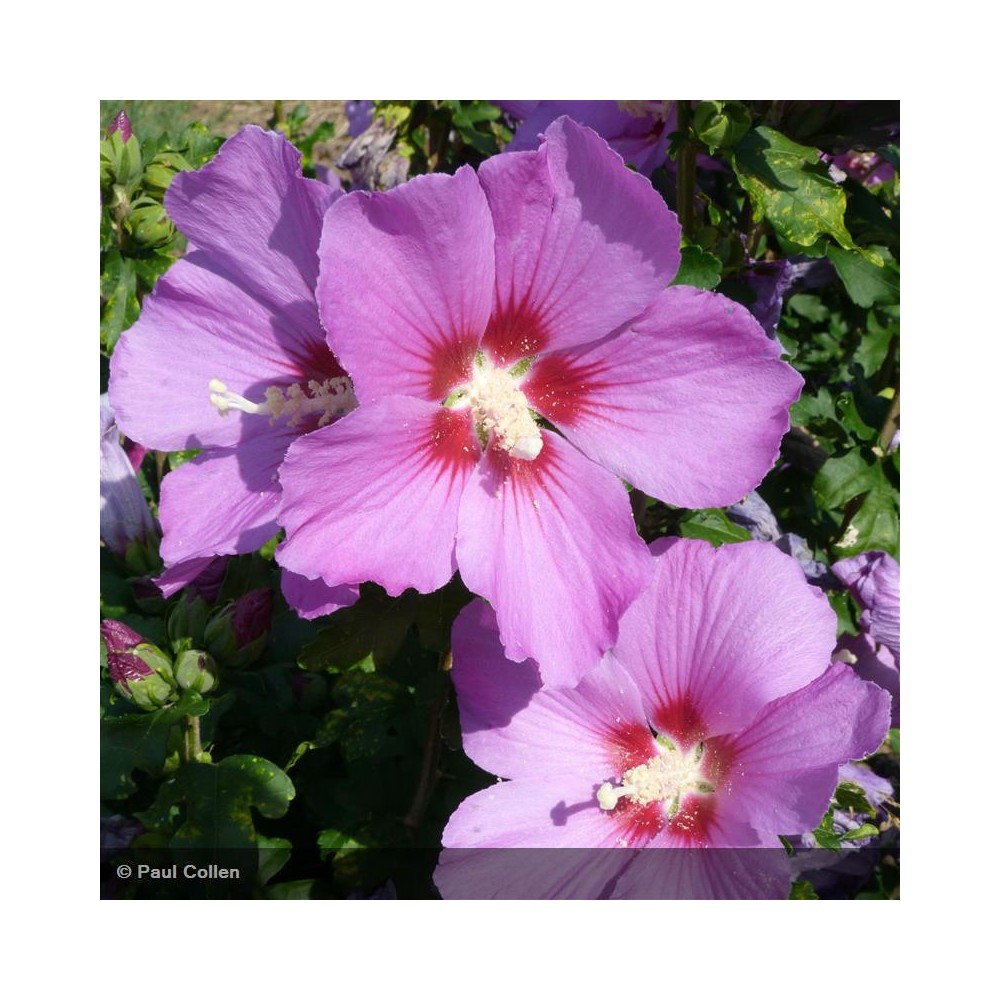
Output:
left=208, top=376, right=357, bottom=428
left=597, top=739, right=714, bottom=817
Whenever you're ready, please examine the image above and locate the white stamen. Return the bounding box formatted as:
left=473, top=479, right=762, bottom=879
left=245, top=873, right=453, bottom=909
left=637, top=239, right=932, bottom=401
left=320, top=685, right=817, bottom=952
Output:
left=464, top=359, right=542, bottom=461
left=208, top=377, right=357, bottom=428
left=597, top=741, right=712, bottom=813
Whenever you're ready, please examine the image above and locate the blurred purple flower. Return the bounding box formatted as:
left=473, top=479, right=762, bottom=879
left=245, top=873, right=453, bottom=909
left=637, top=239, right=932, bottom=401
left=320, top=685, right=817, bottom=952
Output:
left=101, top=394, right=157, bottom=558
left=726, top=490, right=835, bottom=585
left=345, top=100, right=374, bottom=138
left=740, top=257, right=836, bottom=338
left=829, top=150, right=895, bottom=188
left=108, top=109, right=132, bottom=143
left=441, top=539, right=889, bottom=856
left=833, top=551, right=900, bottom=666
left=278, top=118, right=802, bottom=682
left=108, top=126, right=359, bottom=619
left=497, top=100, right=675, bottom=176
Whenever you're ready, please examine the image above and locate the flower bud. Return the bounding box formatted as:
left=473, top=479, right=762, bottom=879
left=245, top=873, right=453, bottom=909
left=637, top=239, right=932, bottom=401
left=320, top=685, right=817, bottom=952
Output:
left=125, top=202, right=175, bottom=248
left=142, top=150, right=192, bottom=195
left=167, top=592, right=211, bottom=651
left=173, top=649, right=219, bottom=694
left=108, top=109, right=133, bottom=144
left=205, top=588, right=274, bottom=667
left=101, top=620, right=175, bottom=710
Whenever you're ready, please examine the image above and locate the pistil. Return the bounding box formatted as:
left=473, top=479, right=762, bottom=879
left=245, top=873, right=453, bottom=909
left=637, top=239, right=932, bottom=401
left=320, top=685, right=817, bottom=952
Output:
left=459, top=358, right=543, bottom=461
left=208, top=377, right=357, bottom=428
left=597, top=740, right=713, bottom=818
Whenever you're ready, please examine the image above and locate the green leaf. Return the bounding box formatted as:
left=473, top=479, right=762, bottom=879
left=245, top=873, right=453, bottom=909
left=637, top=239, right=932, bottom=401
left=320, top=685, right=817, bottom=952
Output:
left=138, top=754, right=295, bottom=849
left=842, top=823, right=881, bottom=842
left=678, top=509, right=752, bottom=546
left=671, top=245, right=723, bottom=289
left=101, top=251, right=140, bottom=353
left=790, top=879, right=820, bottom=899
left=257, top=836, right=293, bottom=885
left=838, top=477, right=899, bottom=558
left=100, top=691, right=210, bottom=799
left=733, top=127, right=879, bottom=263
left=814, top=450, right=881, bottom=509
left=834, top=781, right=876, bottom=817
left=827, top=244, right=899, bottom=307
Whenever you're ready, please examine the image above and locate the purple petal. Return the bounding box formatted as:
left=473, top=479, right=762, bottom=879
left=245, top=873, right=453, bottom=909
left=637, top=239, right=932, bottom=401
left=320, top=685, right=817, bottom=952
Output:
left=108, top=109, right=132, bottom=143
left=478, top=116, right=680, bottom=366
left=456, top=432, right=651, bottom=685
left=318, top=168, right=495, bottom=405
left=165, top=126, right=339, bottom=321
left=156, top=556, right=226, bottom=599
left=836, top=633, right=900, bottom=728
left=524, top=286, right=802, bottom=508
left=505, top=101, right=669, bottom=176
left=345, top=100, right=374, bottom=138
left=441, top=775, right=630, bottom=849
left=612, top=538, right=838, bottom=744
left=710, top=663, right=890, bottom=843
left=451, top=603, right=652, bottom=782
left=277, top=397, right=479, bottom=596
left=281, top=571, right=360, bottom=620
left=157, top=425, right=295, bottom=568
left=435, top=847, right=630, bottom=900
left=109, top=127, right=343, bottom=452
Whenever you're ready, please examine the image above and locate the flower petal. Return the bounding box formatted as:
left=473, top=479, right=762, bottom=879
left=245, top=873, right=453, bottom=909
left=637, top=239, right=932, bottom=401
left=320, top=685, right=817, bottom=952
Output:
left=110, top=258, right=344, bottom=451
left=477, top=116, right=680, bottom=365
left=523, top=286, right=802, bottom=507
left=318, top=167, right=495, bottom=404
left=157, top=424, right=295, bottom=568
left=441, top=775, right=631, bottom=849
left=100, top=395, right=156, bottom=554
left=281, top=571, right=360, bottom=620
left=165, top=126, right=338, bottom=322
left=612, top=538, right=838, bottom=744
left=833, top=551, right=900, bottom=664
left=709, top=663, right=891, bottom=843
left=451, top=602, right=653, bottom=781
left=456, top=432, right=651, bottom=685
left=277, top=397, right=479, bottom=596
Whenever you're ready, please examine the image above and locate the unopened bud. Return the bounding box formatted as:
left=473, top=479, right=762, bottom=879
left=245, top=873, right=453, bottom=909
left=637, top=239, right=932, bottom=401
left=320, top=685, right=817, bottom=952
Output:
left=108, top=109, right=133, bottom=144
left=205, top=588, right=274, bottom=667
left=125, top=202, right=174, bottom=247
left=101, top=620, right=175, bottom=710
left=692, top=101, right=751, bottom=152
left=167, top=593, right=211, bottom=651
left=173, top=649, right=219, bottom=694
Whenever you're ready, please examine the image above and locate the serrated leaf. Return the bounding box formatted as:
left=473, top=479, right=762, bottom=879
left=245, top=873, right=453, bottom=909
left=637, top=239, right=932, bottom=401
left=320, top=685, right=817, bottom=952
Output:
left=138, top=754, right=294, bottom=850
left=678, top=509, right=752, bottom=546
left=671, top=245, right=723, bottom=289
left=101, top=251, right=140, bottom=353
left=827, top=244, right=899, bottom=307
left=733, top=127, right=879, bottom=263
left=814, top=450, right=881, bottom=508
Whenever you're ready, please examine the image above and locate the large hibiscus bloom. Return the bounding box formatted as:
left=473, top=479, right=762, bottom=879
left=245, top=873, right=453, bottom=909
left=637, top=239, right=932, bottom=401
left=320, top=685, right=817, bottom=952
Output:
left=108, top=126, right=358, bottom=617
left=436, top=539, right=889, bottom=897
left=277, top=118, right=802, bottom=682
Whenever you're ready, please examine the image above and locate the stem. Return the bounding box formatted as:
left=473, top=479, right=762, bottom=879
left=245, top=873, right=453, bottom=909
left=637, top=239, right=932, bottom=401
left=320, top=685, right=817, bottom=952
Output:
left=182, top=714, right=202, bottom=764
left=878, top=389, right=900, bottom=454
left=676, top=101, right=697, bottom=238
left=403, top=652, right=451, bottom=832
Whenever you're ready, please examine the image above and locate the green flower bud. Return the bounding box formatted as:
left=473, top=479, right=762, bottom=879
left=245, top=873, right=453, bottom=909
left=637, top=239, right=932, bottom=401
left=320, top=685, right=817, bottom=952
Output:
left=692, top=101, right=751, bottom=152
left=167, top=593, right=211, bottom=652
left=125, top=202, right=174, bottom=248
left=142, top=150, right=192, bottom=195
left=173, top=649, right=219, bottom=694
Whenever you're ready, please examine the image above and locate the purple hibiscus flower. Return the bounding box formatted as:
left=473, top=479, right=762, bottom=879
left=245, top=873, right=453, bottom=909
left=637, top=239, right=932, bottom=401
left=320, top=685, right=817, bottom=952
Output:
left=276, top=117, right=803, bottom=682
left=833, top=550, right=900, bottom=725
left=440, top=539, right=889, bottom=859
left=100, top=393, right=156, bottom=559
left=108, top=125, right=359, bottom=618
